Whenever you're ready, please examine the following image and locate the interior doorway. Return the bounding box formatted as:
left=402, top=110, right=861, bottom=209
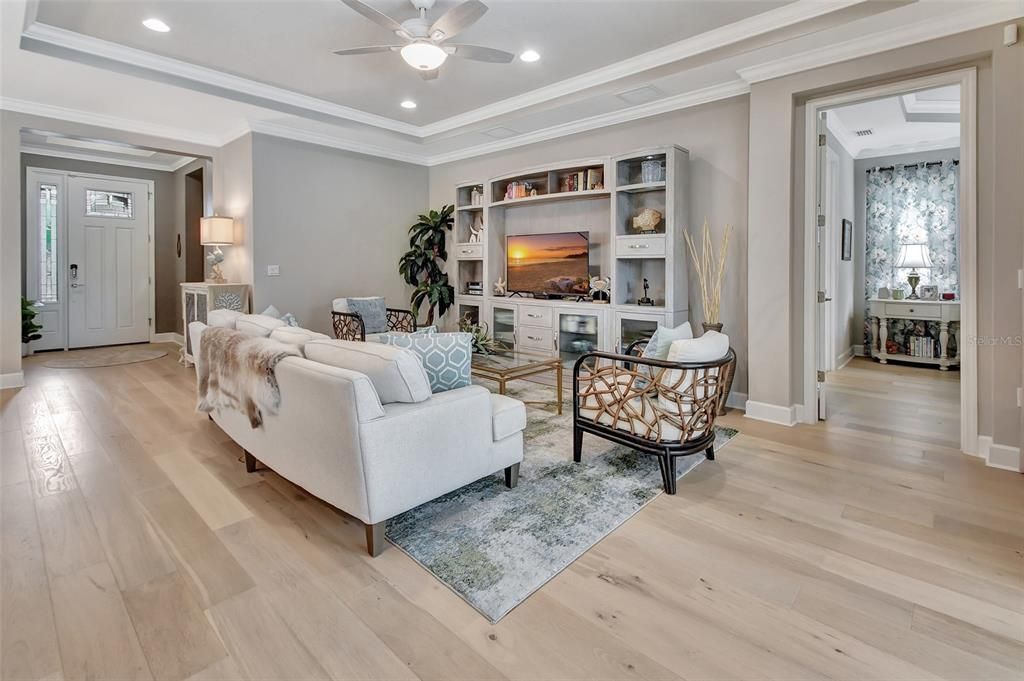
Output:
left=803, top=69, right=977, bottom=455
left=185, top=166, right=205, bottom=283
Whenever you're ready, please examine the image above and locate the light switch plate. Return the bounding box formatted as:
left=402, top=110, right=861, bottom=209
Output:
left=267, top=265, right=280, bottom=276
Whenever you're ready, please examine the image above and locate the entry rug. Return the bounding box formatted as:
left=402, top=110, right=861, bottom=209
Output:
left=386, top=381, right=738, bottom=623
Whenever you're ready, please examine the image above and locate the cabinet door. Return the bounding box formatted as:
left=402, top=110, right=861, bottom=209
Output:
left=489, top=303, right=517, bottom=349
left=615, top=312, right=664, bottom=353
left=555, top=309, right=602, bottom=362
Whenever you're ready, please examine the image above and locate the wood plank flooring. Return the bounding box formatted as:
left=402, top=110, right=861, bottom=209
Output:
left=1, top=346, right=1021, bottom=680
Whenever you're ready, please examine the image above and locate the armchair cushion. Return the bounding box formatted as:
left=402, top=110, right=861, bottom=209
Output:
left=304, top=339, right=431, bottom=404
left=270, top=326, right=330, bottom=349
left=643, top=321, right=693, bottom=359
left=490, top=393, right=527, bottom=441
left=345, top=297, right=387, bottom=333
left=377, top=332, right=472, bottom=393
left=235, top=314, right=287, bottom=337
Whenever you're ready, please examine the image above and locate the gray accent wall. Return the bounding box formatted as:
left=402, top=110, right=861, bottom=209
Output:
left=428, top=96, right=751, bottom=394
left=250, top=133, right=428, bottom=336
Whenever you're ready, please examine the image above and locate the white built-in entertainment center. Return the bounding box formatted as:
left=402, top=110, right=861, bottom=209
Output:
left=451, top=145, right=689, bottom=361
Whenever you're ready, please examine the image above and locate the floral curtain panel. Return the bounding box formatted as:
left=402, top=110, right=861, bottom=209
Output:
left=864, top=160, right=959, bottom=355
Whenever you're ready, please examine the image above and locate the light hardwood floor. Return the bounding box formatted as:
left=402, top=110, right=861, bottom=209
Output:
left=2, top=346, right=1021, bottom=681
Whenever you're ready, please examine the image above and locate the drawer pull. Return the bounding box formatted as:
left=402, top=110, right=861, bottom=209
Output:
left=628, top=244, right=649, bottom=249
left=908, top=308, right=914, bottom=313
left=527, top=335, right=542, bottom=341
left=527, top=313, right=542, bottom=318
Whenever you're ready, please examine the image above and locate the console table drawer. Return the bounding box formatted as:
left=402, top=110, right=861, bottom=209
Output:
left=518, top=304, right=553, bottom=328
left=884, top=302, right=940, bottom=319
left=454, top=243, right=483, bottom=259
left=616, top=235, right=666, bottom=257
left=518, top=325, right=553, bottom=350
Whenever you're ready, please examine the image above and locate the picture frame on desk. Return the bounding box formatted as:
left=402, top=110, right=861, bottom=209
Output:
left=919, top=285, right=939, bottom=301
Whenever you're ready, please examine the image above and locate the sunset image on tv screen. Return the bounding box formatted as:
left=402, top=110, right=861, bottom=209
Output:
left=507, top=232, right=590, bottom=295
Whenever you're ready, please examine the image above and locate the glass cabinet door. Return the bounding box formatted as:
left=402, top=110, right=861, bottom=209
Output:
left=556, top=311, right=599, bottom=362
left=491, top=305, right=516, bottom=349
left=618, top=314, right=662, bottom=353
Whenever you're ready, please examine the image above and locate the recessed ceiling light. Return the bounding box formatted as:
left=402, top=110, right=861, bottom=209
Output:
left=400, top=100, right=417, bottom=110
left=519, top=49, right=540, bottom=63
left=142, top=18, right=170, bottom=32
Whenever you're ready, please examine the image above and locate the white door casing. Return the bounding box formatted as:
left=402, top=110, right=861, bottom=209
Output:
left=25, top=169, right=68, bottom=351
left=67, top=175, right=152, bottom=348
left=814, top=111, right=830, bottom=421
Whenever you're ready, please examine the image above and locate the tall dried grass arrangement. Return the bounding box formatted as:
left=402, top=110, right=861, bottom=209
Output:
left=684, top=220, right=732, bottom=325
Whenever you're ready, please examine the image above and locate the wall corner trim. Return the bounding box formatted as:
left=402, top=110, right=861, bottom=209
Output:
left=0, top=372, right=26, bottom=389
left=151, top=332, right=183, bottom=346
left=743, top=400, right=799, bottom=427
left=977, top=436, right=1022, bottom=472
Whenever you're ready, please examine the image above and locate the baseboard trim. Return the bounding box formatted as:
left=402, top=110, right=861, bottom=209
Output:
left=152, top=332, right=183, bottom=346
left=836, top=346, right=855, bottom=370
left=725, top=390, right=748, bottom=411
left=977, top=435, right=1022, bottom=472
left=743, top=400, right=798, bottom=427
left=0, top=371, right=25, bottom=389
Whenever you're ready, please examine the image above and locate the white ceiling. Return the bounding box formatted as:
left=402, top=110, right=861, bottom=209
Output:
left=3, top=0, right=1020, bottom=165
left=828, top=85, right=961, bottom=158
left=20, top=129, right=197, bottom=171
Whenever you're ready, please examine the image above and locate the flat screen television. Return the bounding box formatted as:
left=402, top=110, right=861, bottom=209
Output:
left=506, top=231, right=590, bottom=296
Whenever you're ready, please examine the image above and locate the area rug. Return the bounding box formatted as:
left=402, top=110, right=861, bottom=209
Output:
left=42, top=347, right=167, bottom=368
left=386, top=380, right=738, bottom=623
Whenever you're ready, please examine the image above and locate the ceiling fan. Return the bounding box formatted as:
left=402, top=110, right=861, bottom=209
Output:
left=332, top=0, right=515, bottom=80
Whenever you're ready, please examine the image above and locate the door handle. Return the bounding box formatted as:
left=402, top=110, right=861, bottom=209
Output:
left=70, top=264, right=82, bottom=288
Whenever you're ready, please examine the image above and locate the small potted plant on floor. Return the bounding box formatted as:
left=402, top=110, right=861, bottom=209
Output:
left=22, top=297, right=42, bottom=356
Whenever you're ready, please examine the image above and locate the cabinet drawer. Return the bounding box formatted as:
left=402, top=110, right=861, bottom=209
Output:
left=884, top=302, right=940, bottom=319
left=454, top=243, right=483, bottom=259
left=518, top=304, right=553, bottom=328
left=518, top=325, right=553, bottom=350
left=616, top=235, right=665, bottom=257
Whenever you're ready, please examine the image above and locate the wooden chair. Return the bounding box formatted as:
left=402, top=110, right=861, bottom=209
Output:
left=572, top=338, right=735, bottom=494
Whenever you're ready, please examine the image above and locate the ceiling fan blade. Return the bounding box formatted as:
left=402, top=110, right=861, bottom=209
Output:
left=332, top=45, right=401, bottom=56
left=448, top=44, right=514, bottom=64
left=338, top=0, right=405, bottom=34
left=429, top=0, right=487, bottom=40
left=419, top=68, right=440, bottom=81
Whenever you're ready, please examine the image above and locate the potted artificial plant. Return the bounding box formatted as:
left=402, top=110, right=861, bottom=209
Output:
left=398, top=205, right=456, bottom=326
left=21, top=297, right=42, bottom=356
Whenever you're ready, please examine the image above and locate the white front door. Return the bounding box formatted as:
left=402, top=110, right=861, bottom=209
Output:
left=67, top=176, right=151, bottom=348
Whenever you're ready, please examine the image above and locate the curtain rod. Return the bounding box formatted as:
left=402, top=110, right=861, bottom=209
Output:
left=867, top=159, right=959, bottom=172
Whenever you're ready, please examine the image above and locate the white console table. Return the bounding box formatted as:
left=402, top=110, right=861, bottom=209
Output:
left=868, top=298, right=960, bottom=370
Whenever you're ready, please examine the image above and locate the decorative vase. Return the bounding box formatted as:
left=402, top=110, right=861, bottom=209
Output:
left=702, top=321, right=733, bottom=416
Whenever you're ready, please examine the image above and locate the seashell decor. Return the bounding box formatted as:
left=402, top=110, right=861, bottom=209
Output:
left=631, top=208, right=663, bottom=233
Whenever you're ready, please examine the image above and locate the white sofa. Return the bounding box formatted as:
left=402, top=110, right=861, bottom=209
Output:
left=189, top=314, right=526, bottom=556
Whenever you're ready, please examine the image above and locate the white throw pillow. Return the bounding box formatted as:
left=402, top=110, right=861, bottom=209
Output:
left=643, top=322, right=694, bottom=359
left=235, top=314, right=287, bottom=337
left=658, top=331, right=730, bottom=424
left=269, top=326, right=330, bottom=350
left=207, top=309, right=243, bottom=329
left=304, top=339, right=431, bottom=404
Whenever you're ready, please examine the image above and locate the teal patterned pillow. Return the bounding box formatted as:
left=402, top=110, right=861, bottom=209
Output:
left=378, top=332, right=472, bottom=393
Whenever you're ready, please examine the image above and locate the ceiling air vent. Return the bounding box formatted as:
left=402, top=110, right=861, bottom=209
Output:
left=854, top=128, right=874, bottom=137
left=616, top=85, right=665, bottom=105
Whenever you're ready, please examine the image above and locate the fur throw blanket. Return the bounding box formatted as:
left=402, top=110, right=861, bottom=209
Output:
left=196, top=327, right=299, bottom=428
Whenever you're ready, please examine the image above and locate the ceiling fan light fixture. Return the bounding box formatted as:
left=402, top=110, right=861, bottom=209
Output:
left=401, top=42, right=448, bottom=71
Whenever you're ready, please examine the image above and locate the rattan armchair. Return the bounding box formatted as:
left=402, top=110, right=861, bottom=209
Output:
left=331, top=307, right=417, bottom=341
left=573, top=338, right=735, bottom=494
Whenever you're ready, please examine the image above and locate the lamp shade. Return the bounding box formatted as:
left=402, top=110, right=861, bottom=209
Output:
left=200, top=216, right=234, bottom=246
left=895, top=243, right=932, bottom=269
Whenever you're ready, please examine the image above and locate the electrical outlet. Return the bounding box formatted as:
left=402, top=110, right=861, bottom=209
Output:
left=1018, top=387, right=1023, bottom=409
left=267, top=265, right=280, bottom=277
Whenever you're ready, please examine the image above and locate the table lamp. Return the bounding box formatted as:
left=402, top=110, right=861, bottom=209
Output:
left=895, top=243, right=931, bottom=299
left=200, top=215, right=234, bottom=283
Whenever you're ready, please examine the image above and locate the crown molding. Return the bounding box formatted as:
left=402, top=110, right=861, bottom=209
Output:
left=736, top=2, right=1024, bottom=84
left=855, top=136, right=961, bottom=160
left=247, top=121, right=427, bottom=165
left=0, top=96, right=224, bottom=147
left=19, top=143, right=196, bottom=172
left=422, top=80, right=750, bottom=166
left=20, top=0, right=858, bottom=140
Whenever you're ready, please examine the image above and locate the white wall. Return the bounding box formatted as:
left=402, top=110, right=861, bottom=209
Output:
left=428, top=96, right=750, bottom=393
left=827, top=135, right=856, bottom=365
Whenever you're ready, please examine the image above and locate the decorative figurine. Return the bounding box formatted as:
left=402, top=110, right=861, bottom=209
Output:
left=637, top=277, right=656, bottom=306
left=632, top=208, right=663, bottom=234
left=493, top=277, right=507, bottom=296
left=589, top=276, right=611, bottom=304
left=470, top=186, right=483, bottom=206
left=206, top=248, right=226, bottom=284
left=469, top=213, right=484, bottom=243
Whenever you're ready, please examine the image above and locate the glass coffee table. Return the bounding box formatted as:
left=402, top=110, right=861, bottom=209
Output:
left=471, top=348, right=564, bottom=415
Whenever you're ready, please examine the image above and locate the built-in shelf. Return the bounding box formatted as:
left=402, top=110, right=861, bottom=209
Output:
left=615, top=303, right=667, bottom=312
left=456, top=205, right=484, bottom=211
left=489, top=189, right=610, bottom=208
left=616, top=181, right=666, bottom=194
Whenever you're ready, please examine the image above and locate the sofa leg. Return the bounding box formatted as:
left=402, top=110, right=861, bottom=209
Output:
left=573, top=427, right=583, bottom=463
left=504, top=463, right=520, bottom=489
left=243, top=450, right=258, bottom=473
left=365, top=522, right=385, bottom=557
left=659, top=455, right=677, bottom=495
left=705, top=444, right=715, bottom=461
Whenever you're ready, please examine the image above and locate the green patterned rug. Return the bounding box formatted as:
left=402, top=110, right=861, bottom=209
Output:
left=386, top=380, right=738, bottom=623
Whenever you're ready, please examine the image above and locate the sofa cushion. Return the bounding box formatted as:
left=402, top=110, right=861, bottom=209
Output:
left=207, top=309, right=243, bottom=329
left=270, top=326, right=330, bottom=349
left=304, top=339, right=431, bottom=403
left=345, top=297, right=387, bottom=334
left=642, top=321, right=693, bottom=359
left=377, top=332, right=472, bottom=393
left=490, top=393, right=526, bottom=441
left=235, top=314, right=287, bottom=337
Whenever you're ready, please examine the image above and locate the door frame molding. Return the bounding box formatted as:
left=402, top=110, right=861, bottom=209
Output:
left=25, top=167, right=156, bottom=349
left=801, top=67, right=978, bottom=456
